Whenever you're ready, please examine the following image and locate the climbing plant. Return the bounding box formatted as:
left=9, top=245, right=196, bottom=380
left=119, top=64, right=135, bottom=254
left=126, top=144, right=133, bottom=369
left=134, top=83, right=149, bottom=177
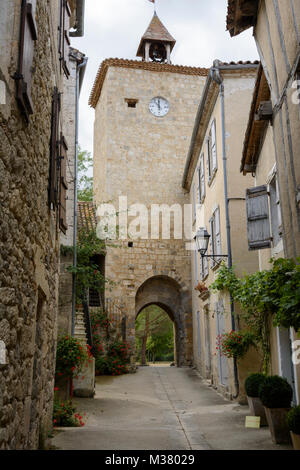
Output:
left=211, top=258, right=300, bottom=373
left=62, top=229, right=109, bottom=303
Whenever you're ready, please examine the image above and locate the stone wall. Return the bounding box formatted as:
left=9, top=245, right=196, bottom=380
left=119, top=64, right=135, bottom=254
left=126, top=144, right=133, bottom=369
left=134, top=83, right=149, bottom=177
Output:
left=0, top=0, right=80, bottom=449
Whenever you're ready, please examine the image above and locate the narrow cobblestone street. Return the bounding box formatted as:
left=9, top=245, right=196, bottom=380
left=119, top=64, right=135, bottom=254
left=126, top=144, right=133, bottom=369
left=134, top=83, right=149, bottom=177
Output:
left=51, top=366, right=292, bottom=451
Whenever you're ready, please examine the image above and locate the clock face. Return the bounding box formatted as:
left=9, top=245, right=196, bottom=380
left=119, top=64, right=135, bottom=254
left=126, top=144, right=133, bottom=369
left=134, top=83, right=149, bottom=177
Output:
left=149, top=97, right=170, bottom=117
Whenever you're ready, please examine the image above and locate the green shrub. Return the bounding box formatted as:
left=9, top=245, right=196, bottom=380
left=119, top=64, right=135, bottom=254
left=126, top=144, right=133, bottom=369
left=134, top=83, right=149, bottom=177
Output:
left=259, top=375, right=293, bottom=408
left=287, top=406, right=300, bottom=435
left=245, top=373, right=266, bottom=397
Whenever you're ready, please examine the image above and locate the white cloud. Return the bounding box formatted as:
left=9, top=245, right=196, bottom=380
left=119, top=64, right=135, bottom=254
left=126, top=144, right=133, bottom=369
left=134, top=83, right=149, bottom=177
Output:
left=71, top=0, right=258, bottom=156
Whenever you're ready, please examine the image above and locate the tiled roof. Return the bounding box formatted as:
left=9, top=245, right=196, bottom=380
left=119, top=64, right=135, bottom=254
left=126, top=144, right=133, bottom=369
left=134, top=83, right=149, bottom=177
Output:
left=136, top=12, right=176, bottom=57
left=241, top=64, right=271, bottom=174
left=77, top=201, right=97, bottom=233
left=219, top=60, right=260, bottom=66
left=226, top=0, right=259, bottom=37
left=89, top=58, right=208, bottom=108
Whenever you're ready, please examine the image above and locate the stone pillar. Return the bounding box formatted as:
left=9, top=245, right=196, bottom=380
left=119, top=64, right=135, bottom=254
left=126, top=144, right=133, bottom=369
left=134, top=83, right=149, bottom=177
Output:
left=166, top=44, right=171, bottom=64
left=145, top=42, right=150, bottom=62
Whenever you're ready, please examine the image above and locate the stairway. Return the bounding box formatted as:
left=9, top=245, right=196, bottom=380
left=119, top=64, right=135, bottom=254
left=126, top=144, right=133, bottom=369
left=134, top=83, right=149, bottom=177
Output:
left=74, top=311, right=88, bottom=345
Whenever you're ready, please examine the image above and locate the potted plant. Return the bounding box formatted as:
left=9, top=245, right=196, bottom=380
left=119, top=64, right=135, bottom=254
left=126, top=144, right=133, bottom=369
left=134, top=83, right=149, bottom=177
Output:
left=287, top=406, right=300, bottom=450
left=259, top=375, right=293, bottom=444
left=194, top=282, right=208, bottom=293
left=245, top=373, right=267, bottom=426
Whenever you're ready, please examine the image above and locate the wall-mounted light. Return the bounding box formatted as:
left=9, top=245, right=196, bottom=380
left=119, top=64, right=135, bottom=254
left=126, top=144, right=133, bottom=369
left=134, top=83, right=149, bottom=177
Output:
left=194, top=228, right=228, bottom=266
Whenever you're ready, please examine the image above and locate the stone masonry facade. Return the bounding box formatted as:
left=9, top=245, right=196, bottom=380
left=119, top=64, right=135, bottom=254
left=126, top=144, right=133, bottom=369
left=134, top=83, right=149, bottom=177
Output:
left=92, top=61, right=207, bottom=365
left=0, top=0, right=84, bottom=449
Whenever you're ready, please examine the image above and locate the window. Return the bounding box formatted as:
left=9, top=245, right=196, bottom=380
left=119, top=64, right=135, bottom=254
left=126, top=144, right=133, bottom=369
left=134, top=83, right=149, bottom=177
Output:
left=209, top=207, right=221, bottom=268
left=197, top=312, right=201, bottom=358
left=194, top=248, right=199, bottom=284
left=48, top=87, right=60, bottom=208
left=16, top=0, right=37, bottom=120
left=192, top=183, right=196, bottom=222
left=59, top=135, right=68, bottom=233
left=125, top=99, right=139, bottom=108
left=269, top=176, right=282, bottom=247
left=198, top=153, right=205, bottom=203
left=245, top=180, right=282, bottom=251
left=59, top=0, right=71, bottom=78
left=206, top=119, right=217, bottom=183
left=200, top=252, right=208, bottom=280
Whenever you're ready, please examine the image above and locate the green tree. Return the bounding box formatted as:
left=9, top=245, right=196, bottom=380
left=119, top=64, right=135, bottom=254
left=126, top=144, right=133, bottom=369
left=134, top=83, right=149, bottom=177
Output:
left=135, top=306, right=174, bottom=364
left=78, top=146, right=93, bottom=202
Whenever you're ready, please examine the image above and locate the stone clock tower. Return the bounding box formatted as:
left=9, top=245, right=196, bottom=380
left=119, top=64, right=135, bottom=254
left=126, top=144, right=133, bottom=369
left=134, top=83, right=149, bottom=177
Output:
left=90, top=13, right=207, bottom=366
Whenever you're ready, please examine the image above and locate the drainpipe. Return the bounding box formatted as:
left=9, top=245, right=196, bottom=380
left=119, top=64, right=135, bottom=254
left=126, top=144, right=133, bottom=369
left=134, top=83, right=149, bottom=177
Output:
left=71, top=54, right=88, bottom=336
left=210, top=60, right=239, bottom=399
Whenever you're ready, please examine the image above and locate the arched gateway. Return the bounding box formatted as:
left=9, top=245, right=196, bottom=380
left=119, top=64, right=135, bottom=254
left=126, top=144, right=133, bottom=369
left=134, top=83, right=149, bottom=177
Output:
left=135, top=276, right=193, bottom=367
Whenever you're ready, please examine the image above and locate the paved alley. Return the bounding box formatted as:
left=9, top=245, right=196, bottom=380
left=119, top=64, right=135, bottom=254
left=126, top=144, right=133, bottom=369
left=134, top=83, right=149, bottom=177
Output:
left=51, top=366, right=292, bottom=451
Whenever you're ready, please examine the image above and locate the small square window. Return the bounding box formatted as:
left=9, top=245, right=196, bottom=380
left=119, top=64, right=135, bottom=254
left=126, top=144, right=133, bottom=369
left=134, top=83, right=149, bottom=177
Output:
left=125, top=99, right=138, bottom=108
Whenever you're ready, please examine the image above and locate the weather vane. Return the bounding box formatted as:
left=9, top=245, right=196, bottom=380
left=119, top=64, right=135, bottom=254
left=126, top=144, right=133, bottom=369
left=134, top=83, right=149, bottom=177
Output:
left=148, top=0, right=156, bottom=13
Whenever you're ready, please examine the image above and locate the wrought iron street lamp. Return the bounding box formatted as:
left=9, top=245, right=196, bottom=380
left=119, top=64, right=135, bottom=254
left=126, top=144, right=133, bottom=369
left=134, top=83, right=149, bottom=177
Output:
left=194, top=228, right=228, bottom=266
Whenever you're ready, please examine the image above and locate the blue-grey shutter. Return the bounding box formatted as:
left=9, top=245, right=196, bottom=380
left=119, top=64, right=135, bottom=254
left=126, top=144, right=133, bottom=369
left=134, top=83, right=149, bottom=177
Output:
left=206, top=139, right=211, bottom=179
left=215, top=207, right=221, bottom=263
left=246, top=185, right=271, bottom=250
left=204, top=255, right=208, bottom=278
left=211, top=120, right=217, bottom=172
left=199, top=153, right=205, bottom=202
left=192, top=183, right=196, bottom=220
left=209, top=217, right=214, bottom=268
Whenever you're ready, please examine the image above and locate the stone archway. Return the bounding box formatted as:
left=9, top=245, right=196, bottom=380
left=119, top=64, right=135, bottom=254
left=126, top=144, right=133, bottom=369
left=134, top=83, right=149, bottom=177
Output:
left=135, top=276, right=193, bottom=367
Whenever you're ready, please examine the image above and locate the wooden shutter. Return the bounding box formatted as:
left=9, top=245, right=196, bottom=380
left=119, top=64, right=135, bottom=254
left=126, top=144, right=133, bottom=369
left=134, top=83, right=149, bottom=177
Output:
left=49, top=87, right=60, bottom=208
left=211, top=120, right=218, bottom=172
left=59, top=135, right=68, bottom=233
left=192, top=183, right=196, bottom=220
left=206, top=138, right=211, bottom=179
left=59, top=0, right=71, bottom=78
left=201, top=253, right=208, bottom=279
left=16, top=0, right=37, bottom=120
left=246, top=185, right=271, bottom=250
left=209, top=217, right=214, bottom=268
left=215, top=207, right=221, bottom=263
left=199, top=153, right=205, bottom=202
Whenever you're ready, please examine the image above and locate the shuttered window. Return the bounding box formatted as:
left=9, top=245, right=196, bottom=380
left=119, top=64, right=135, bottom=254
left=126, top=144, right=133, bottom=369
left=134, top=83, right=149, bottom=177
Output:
left=59, top=135, right=68, bottom=233
left=16, top=0, right=37, bottom=120
left=49, top=87, right=60, bottom=208
left=59, top=0, right=71, bottom=78
left=206, top=120, right=218, bottom=182
left=211, top=119, right=218, bottom=172
left=209, top=207, right=221, bottom=268
left=198, top=153, right=205, bottom=203
left=200, top=252, right=209, bottom=280
left=246, top=185, right=272, bottom=250
left=192, top=183, right=196, bottom=221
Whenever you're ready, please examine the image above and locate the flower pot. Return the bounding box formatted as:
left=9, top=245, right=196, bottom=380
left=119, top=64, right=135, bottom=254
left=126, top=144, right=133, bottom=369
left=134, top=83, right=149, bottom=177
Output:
left=247, top=396, right=268, bottom=426
left=290, top=431, right=300, bottom=450
left=264, top=407, right=291, bottom=444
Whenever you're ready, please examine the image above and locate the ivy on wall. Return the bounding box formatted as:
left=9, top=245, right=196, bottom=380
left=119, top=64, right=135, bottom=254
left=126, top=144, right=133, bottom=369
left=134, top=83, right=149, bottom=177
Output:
left=211, top=257, right=300, bottom=373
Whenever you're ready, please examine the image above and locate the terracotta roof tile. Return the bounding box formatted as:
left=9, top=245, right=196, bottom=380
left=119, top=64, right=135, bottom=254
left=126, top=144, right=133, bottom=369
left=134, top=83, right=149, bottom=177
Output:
left=226, top=0, right=259, bottom=37
left=77, top=201, right=97, bottom=233
left=89, top=58, right=208, bottom=108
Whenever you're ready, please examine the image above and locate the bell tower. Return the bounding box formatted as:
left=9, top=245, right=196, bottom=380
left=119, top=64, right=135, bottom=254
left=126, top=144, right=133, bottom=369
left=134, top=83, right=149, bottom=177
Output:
left=136, top=12, right=176, bottom=64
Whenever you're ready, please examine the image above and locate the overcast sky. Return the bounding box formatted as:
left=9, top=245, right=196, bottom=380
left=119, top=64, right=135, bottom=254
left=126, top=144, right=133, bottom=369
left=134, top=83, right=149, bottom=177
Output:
left=71, top=0, right=258, bottom=157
